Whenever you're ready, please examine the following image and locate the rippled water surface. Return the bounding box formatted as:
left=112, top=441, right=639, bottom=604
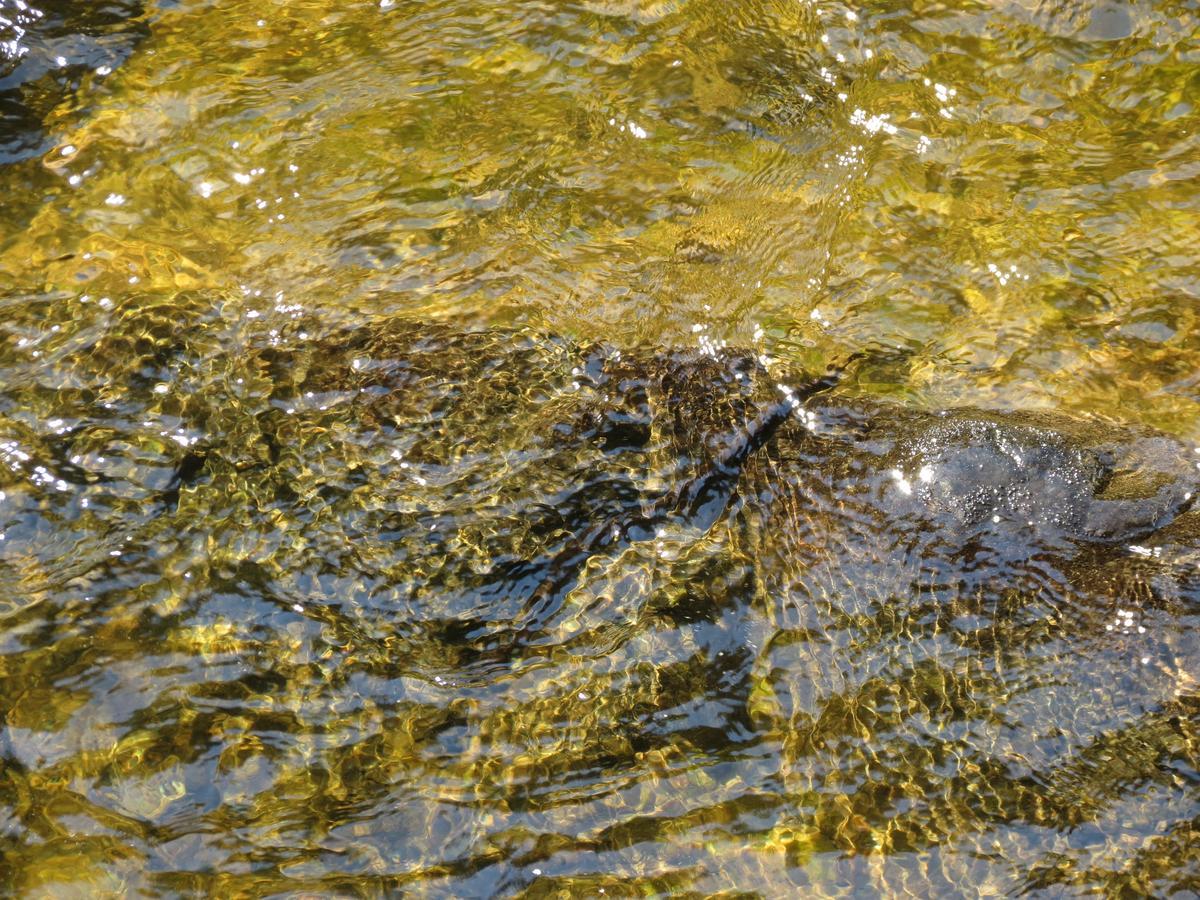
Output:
left=1, top=0, right=1199, bottom=896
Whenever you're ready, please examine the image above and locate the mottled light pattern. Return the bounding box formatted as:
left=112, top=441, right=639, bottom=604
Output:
left=0, top=0, right=1198, bottom=896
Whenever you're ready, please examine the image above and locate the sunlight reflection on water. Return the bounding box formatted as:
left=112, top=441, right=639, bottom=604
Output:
left=0, top=0, right=1198, bottom=895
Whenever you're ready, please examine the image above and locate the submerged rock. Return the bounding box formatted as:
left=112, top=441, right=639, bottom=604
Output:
left=226, top=320, right=1200, bottom=649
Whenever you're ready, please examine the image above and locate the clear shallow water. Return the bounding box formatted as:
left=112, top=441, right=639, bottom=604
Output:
left=0, top=0, right=1198, bottom=896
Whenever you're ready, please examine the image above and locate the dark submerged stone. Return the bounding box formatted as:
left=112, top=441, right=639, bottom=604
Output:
left=241, top=320, right=1200, bottom=632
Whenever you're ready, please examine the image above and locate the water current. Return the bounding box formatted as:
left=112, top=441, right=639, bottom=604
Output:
left=0, top=0, right=1198, bottom=895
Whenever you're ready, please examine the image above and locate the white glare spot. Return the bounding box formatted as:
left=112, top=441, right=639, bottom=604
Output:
left=627, top=121, right=649, bottom=139
left=890, top=468, right=913, bottom=496
left=934, top=82, right=957, bottom=102
left=233, top=172, right=252, bottom=185
left=61, top=144, right=76, bottom=156
left=918, top=464, right=934, bottom=483
left=197, top=181, right=214, bottom=198
left=293, top=603, right=304, bottom=612
left=96, top=64, right=111, bottom=75
left=104, top=193, right=125, bottom=206
left=849, top=108, right=898, bottom=136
